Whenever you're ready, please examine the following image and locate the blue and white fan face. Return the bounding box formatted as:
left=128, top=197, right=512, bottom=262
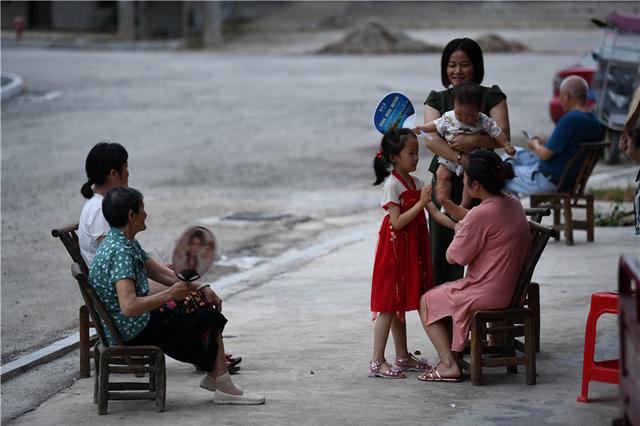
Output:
left=373, top=92, right=416, bottom=134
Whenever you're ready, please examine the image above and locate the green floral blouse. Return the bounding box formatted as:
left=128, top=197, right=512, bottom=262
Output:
left=89, top=227, right=150, bottom=345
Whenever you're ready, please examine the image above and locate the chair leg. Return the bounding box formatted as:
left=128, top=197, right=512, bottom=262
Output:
left=149, top=369, right=156, bottom=392
left=552, top=206, right=561, bottom=241
left=528, top=283, right=541, bottom=353
left=525, top=315, right=536, bottom=385
left=506, top=319, right=517, bottom=374
left=98, top=351, right=110, bottom=415
left=470, top=316, right=483, bottom=386
left=563, top=197, right=574, bottom=246
left=155, top=351, right=166, bottom=412
left=586, top=195, right=594, bottom=242
left=79, top=305, right=90, bottom=378
left=93, top=345, right=100, bottom=404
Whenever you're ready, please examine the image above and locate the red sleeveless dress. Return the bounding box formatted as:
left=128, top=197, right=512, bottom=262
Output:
left=371, top=171, right=434, bottom=320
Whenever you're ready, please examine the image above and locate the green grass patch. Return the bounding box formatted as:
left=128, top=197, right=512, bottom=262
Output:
left=591, top=186, right=636, bottom=203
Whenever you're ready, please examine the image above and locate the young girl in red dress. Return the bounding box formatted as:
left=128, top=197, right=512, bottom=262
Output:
left=369, top=128, right=435, bottom=379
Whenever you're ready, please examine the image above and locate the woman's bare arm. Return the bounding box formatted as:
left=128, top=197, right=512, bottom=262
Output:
left=116, top=278, right=190, bottom=317
left=146, top=257, right=182, bottom=286
left=490, top=99, right=510, bottom=140
left=425, top=201, right=459, bottom=230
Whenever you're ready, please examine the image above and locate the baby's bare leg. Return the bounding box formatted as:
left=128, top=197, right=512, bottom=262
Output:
left=436, top=165, right=467, bottom=221
left=435, top=165, right=453, bottom=207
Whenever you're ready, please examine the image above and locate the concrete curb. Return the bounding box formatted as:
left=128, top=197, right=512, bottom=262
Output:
left=1, top=71, right=23, bottom=102
left=0, top=334, right=80, bottom=383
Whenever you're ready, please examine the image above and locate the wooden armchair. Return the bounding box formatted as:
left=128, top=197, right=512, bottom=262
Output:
left=51, top=224, right=96, bottom=378
left=530, top=141, right=609, bottom=245
left=462, top=221, right=554, bottom=385
left=71, top=264, right=166, bottom=415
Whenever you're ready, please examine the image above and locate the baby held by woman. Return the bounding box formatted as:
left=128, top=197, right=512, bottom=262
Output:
left=414, top=81, right=515, bottom=220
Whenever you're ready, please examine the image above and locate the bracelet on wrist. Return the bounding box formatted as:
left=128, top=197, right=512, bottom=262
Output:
left=196, top=283, right=210, bottom=292
left=456, top=153, right=463, bottom=164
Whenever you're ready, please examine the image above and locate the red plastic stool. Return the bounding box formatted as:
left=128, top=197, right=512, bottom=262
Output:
left=577, top=291, right=620, bottom=403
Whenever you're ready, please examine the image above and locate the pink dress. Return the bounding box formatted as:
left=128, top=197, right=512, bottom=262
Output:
left=423, top=193, right=530, bottom=352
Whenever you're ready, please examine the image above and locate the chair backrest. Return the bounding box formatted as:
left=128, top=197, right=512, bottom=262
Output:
left=71, top=263, right=124, bottom=347
left=523, top=207, right=551, bottom=224
left=509, top=221, right=555, bottom=308
left=556, top=141, right=609, bottom=195
left=52, top=224, right=89, bottom=275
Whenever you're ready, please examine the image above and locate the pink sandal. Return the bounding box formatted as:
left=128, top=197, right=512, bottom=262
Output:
left=395, top=354, right=430, bottom=372
left=417, top=366, right=463, bottom=382
left=368, top=359, right=406, bottom=379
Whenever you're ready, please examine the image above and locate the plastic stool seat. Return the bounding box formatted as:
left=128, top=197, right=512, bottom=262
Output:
left=577, top=291, right=620, bottom=403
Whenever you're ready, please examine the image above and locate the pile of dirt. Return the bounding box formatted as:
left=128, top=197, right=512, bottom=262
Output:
left=475, top=33, right=528, bottom=52
left=316, top=18, right=440, bottom=54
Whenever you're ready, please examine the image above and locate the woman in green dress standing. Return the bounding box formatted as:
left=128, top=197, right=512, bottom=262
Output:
left=423, top=37, right=512, bottom=285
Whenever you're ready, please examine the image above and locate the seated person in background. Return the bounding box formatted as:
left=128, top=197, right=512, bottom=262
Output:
left=89, top=187, right=264, bottom=405
left=414, top=81, right=515, bottom=220
left=503, top=75, right=603, bottom=196
left=78, top=141, right=129, bottom=267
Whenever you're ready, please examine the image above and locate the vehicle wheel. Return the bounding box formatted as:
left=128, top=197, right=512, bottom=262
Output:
left=603, top=129, right=620, bottom=165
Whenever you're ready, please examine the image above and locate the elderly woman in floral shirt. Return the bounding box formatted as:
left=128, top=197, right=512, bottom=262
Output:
left=89, top=187, right=264, bottom=405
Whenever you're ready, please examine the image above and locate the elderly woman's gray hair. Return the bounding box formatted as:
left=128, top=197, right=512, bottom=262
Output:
left=102, top=187, right=143, bottom=228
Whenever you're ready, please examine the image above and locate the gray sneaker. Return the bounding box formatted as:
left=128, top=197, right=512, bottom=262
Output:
left=213, top=390, right=265, bottom=405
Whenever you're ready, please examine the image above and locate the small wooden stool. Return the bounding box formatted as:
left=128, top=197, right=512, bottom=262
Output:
left=577, top=291, right=620, bottom=403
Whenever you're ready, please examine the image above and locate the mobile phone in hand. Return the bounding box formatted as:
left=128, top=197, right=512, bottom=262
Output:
left=522, top=130, right=534, bottom=140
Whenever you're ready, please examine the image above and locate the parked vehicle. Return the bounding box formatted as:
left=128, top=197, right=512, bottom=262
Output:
left=591, top=11, right=640, bottom=164
left=548, top=11, right=640, bottom=164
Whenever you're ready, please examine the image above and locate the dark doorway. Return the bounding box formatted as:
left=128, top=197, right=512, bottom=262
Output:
left=27, top=1, right=52, bottom=28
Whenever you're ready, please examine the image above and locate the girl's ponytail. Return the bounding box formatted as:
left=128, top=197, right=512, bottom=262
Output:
left=372, top=128, right=416, bottom=186
left=81, top=180, right=94, bottom=199
left=373, top=149, right=390, bottom=185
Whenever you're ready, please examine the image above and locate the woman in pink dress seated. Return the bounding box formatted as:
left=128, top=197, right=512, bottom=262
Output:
left=418, top=150, right=531, bottom=381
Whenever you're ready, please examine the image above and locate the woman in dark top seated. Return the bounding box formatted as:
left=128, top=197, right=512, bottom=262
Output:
left=422, top=37, right=512, bottom=286
left=89, top=187, right=264, bottom=405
